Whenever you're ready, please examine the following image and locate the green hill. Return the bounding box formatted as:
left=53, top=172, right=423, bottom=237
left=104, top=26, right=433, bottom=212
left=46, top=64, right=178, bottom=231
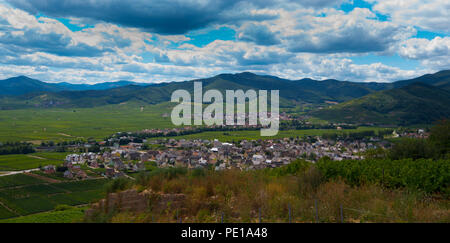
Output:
left=312, top=83, right=450, bottom=125
left=0, top=72, right=394, bottom=109
left=393, top=70, right=450, bottom=90
left=0, top=70, right=449, bottom=124
left=0, top=76, right=148, bottom=96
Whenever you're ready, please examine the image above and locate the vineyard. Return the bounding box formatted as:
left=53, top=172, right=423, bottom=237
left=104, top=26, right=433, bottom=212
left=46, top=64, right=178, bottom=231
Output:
left=0, top=152, right=69, bottom=171
left=316, top=158, right=450, bottom=195
left=0, top=174, right=108, bottom=219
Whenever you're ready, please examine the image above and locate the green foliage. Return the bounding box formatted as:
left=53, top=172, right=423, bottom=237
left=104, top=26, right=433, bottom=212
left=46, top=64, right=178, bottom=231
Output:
left=0, top=174, right=44, bottom=188
left=389, top=120, right=450, bottom=160
left=429, top=119, right=450, bottom=156
left=0, top=142, right=34, bottom=155
left=314, top=83, right=450, bottom=125
left=0, top=102, right=174, bottom=142
left=0, top=207, right=85, bottom=223
left=189, top=168, right=206, bottom=178
left=389, top=138, right=437, bottom=160
left=0, top=175, right=107, bottom=219
left=0, top=152, right=69, bottom=171
left=0, top=204, right=17, bottom=219
left=316, top=157, right=450, bottom=195
left=54, top=204, right=75, bottom=211
left=105, top=178, right=133, bottom=194
left=52, top=179, right=109, bottom=192
left=148, top=167, right=188, bottom=180
left=268, top=159, right=313, bottom=177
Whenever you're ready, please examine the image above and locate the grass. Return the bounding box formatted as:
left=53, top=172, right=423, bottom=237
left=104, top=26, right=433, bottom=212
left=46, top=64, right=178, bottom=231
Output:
left=0, top=102, right=174, bottom=142
left=0, top=152, right=68, bottom=171
left=94, top=168, right=449, bottom=223
left=0, top=207, right=85, bottom=223
left=0, top=172, right=108, bottom=219
left=52, top=179, right=109, bottom=192
left=0, top=174, right=45, bottom=188
left=33, top=152, right=71, bottom=160
left=0, top=204, right=17, bottom=219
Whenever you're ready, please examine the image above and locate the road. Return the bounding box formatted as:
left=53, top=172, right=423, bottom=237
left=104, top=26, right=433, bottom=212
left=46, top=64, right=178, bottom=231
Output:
left=0, top=168, right=40, bottom=177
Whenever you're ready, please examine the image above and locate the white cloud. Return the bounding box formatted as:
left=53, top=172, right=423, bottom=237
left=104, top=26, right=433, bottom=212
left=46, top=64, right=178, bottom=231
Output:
left=277, top=8, right=415, bottom=53
left=399, top=37, right=450, bottom=69
left=0, top=1, right=446, bottom=84
left=369, top=0, right=450, bottom=32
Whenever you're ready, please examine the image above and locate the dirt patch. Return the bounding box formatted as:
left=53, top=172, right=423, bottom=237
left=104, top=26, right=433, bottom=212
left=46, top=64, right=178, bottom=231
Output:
left=24, top=172, right=61, bottom=183
left=26, top=155, right=46, bottom=160
left=27, top=140, right=43, bottom=145
left=58, top=133, right=73, bottom=137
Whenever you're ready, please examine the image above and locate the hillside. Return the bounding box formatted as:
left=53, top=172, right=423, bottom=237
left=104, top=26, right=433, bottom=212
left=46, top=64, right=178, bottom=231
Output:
left=0, top=72, right=394, bottom=108
left=0, top=70, right=448, bottom=124
left=312, top=83, right=450, bottom=125
left=0, top=76, right=64, bottom=96
left=0, top=76, right=149, bottom=96
left=393, top=70, right=450, bottom=90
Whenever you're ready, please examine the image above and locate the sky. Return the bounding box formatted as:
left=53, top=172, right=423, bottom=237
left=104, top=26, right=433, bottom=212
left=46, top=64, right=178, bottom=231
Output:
left=0, top=0, right=448, bottom=84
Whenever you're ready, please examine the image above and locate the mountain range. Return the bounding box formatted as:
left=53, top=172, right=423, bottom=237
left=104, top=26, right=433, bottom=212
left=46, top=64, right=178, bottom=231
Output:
left=0, top=76, right=150, bottom=96
left=0, top=70, right=449, bottom=125
left=312, top=82, right=450, bottom=125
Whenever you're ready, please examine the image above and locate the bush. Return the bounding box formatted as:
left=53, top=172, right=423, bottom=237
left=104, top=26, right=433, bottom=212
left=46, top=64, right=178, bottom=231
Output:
left=54, top=204, right=75, bottom=211
left=389, top=138, right=437, bottom=160
left=316, top=157, right=450, bottom=194
left=268, top=159, right=313, bottom=177
left=105, top=178, right=133, bottom=194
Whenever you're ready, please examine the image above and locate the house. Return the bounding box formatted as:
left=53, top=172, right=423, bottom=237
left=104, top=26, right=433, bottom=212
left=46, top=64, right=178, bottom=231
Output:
left=252, top=154, right=265, bottom=165
left=42, top=165, right=56, bottom=174
left=112, top=158, right=126, bottom=170
left=198, top=157, right=208, bottom=165
left=75, top=170, right=88, bottom=179
left=140, top=152, right=150, bottom=162
left=125, top=151, right=141, bottom=161
left=64, top=170, right=74, bottom=179
left=136, top=162, right=146, bottom=171
left=105, top=168, right=115, bottom=178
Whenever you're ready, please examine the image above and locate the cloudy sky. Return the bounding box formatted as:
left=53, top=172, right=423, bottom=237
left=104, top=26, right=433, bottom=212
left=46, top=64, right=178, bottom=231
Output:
left=0, top=0, right=448, bottom=84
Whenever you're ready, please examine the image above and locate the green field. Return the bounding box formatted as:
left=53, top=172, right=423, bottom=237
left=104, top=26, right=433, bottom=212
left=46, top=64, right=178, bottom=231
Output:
left=0, top=174, right=45, bottom=188
left=0, top=173, right=108, bottom=219
left=0, top=152, right=69, bottom=171
left=152, top=127, right=391, bottom=142
left=0, top=204, right=17, bottom=219
left=0, top=207, right=85, bottom=223
left=0, top=102, right=174, bottom=142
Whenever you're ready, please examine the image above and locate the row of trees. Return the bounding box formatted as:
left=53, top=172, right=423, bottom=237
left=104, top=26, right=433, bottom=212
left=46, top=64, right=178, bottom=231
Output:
left=0, top=142, right=35, bottom=155
left=389, top=120, right=449, bottom=160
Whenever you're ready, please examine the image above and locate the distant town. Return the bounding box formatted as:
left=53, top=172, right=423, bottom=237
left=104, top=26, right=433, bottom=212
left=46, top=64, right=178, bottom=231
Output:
left=39, top=127, right=429, bottom=180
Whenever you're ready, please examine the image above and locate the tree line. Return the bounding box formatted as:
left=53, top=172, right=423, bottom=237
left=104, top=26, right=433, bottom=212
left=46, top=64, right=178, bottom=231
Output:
left=0, top=142, right=35, bottom=155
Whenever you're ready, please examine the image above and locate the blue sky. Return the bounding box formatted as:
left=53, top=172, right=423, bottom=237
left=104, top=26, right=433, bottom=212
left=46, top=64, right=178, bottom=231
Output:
left=0, top=0, right=448, bottom=84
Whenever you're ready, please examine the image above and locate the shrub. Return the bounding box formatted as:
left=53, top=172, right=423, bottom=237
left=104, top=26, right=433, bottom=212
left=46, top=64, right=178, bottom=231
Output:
left=54, top=204, right=75, bottom=211
left=105, top=178, right=133, bottom=194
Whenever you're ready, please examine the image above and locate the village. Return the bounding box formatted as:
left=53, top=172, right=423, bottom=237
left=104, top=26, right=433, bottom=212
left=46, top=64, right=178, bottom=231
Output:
left=35, top=126, right=430, bottom=181
left=38, top=131, right=414, bottom=180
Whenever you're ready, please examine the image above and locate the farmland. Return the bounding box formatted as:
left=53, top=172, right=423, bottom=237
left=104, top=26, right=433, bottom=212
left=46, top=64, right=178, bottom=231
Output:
left=0, top=152, right=69, bottom=171
left=0, top=102, right=174, bottom=142
left=154, top=127, right=391, bottom=142
left=0, top=173, right=108, bottom=220
left=0, top=206, right=85, bottom=223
